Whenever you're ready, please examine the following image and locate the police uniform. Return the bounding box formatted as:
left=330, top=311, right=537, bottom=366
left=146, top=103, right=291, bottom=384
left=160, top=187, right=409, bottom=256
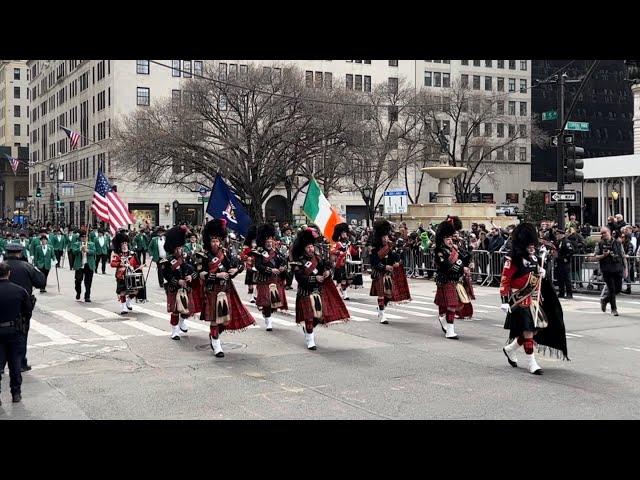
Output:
left=4, top=243, right=46, bottom=371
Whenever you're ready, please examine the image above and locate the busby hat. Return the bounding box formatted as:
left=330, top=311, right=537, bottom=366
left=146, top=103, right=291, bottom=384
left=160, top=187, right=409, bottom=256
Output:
left=112, top=232, right=130, bottom=253
left=372, top=219, right=393, bottom=247
left=446, top=215, right=463, bottom=231
left=256, top=223, right=276, bottom=249
left=331, top=222, right=350, bottom=243
left=163, top=226, right=188, bottom=254
left=292, top=229, right=317, bottom=259
left=243, top=224, right=257, bottom=247
left=435, top=220, right=456, bottom=246
left=510, top=222, right=538, bottom=260
left=203, top=218, right=228, bottom=250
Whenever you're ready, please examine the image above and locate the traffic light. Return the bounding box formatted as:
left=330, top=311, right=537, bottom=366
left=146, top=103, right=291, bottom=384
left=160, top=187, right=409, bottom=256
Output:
left=36, top=187, right=42, bottom=197
left=56, top=196, right=61, bottom=205
left=564, top=145, right=585, bottom=184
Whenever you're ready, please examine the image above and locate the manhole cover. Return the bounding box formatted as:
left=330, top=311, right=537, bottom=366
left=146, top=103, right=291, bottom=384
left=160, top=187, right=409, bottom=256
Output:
left=195, top=342, right=246, bottom=351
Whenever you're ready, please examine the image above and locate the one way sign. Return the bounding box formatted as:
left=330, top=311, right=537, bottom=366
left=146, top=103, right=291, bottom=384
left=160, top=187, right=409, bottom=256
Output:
left=549, top=190, right=577, bottom=202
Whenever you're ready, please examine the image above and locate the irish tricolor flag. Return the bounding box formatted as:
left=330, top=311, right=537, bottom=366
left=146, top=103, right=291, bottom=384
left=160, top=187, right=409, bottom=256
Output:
left=302, top=177, right=344, bottom=241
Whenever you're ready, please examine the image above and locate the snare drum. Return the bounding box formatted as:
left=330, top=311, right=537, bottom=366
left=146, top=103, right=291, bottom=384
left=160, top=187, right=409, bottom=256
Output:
left=125, top=271, right=145, bottom=292
left=345, top=259, right=363, bottom=279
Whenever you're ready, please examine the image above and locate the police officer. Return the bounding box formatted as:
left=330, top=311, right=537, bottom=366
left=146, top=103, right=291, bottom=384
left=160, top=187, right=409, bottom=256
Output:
left=0, top=261, right=34, bottom=404
left=554, top=229, right=575, bottom=299
left=4, top=242, right=46, bottom=371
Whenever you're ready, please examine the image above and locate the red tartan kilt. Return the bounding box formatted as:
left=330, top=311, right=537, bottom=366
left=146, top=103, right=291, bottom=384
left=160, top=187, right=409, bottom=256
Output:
left=189, top=278, right=203, bottom=314
left=321, top=280, right=350, bottom=324
left=202, top=282, right=256, bottom=330
left=457, top=302, right=474, bottom=318
left=369, top=275, right=389, bottom=298
left=391, top=266, right=411, bottom=303
left=434, top=283, right=463, bottom=312
left=295, top=295, right=319, bottom=324
left=166, top=289, right=194, bottom=314
left=256, top=279, right=288, bottom=310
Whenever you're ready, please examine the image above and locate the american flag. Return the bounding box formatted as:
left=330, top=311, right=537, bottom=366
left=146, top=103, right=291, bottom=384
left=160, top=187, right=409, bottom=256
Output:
left=91, top=170, right=135, bottom=235
left=4, top=154, right=20, bottom=176
left=61, top=126, right=80, bottom=150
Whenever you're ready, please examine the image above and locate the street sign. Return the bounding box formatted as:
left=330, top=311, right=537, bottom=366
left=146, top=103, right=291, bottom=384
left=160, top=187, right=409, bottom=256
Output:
left=542, top=111, right=558, bottom=121
left=48, top=163, right=55, bottom=181
left=549, top=190, right=577, bottom=202
left=61, top=184, right=75, bottom=196
left=383, top=190, right=408, bottom=214
left=198, top=196, right=210, bottom=203
left=565, top=121, right=589, bottom=132
left=198, top=186, right=208, bottom=197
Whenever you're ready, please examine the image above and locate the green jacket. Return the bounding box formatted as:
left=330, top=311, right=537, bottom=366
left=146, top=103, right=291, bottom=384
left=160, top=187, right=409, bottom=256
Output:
left=0, top=238, right=6, bottom=255
left=28, top=236, right=42, bottom=257
left=94, top=234, right=111, bottom=255
left=49, top=233, right=66, bottom=251
left=183, top=242, right=202, bottom=255
left=34, top=243, right=57, bottom=270
left=132, top=233, right=148, bottom=251
left=89, top=230, right=99, bottom=243
left=72, top=241, right=96, bottom=270
left=147, top=236, right=167, bottom=262
left=65, top=233, right=79, bottom=250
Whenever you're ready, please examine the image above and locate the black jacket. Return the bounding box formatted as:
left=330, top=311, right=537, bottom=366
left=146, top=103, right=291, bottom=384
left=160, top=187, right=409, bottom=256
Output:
left=0, top=279, right=33, bottom=325
left=5, top=256, right=47, bottom=293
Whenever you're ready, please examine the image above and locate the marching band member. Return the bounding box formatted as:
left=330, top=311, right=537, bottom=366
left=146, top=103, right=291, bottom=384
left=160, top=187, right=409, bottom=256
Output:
left=33, top=234, right=57, bottom=293
left=291, top=228, right=350, bottom=350
left=194, top=219, right=256, bottom=357
left=501, top=223, right=569, bottom=375
left=449, top=216, right=476, bottom=320
left=240, top=225, right=258, bottom=303
left=72, top=230, right=96, bottom=303
left=254, top=223, right=289, bottom=331
left=111, top=232, right=144, bottom=315
left=433, top=218, right=471, bottom=339
left=369, top=219, right=412, bottom=324
left=331, top=222, right=362, bottom=300
left=160, top=226, right=195, bottom=340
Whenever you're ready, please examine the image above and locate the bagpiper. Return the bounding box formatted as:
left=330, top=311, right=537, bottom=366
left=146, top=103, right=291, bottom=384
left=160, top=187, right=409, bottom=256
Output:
left=291, top=228, right=350, bottom=350
left=110, top=232, right=145, bottom=315
left=369, top=219, right=412, bottom=324
left=500, top=223, right=569, bottom=375
left=254, top=223, right=289, bottom=331
left=160, top=226, right=195, bottom=340
left=194, top=218, right=256, bottom=357
left=239, top=225, right=258, bottom=303
left=330, top=222, right=363, bottom=300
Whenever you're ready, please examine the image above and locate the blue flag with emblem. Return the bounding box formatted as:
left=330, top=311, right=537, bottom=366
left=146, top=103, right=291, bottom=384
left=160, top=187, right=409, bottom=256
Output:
left=206, top=174, right=251, bottom=237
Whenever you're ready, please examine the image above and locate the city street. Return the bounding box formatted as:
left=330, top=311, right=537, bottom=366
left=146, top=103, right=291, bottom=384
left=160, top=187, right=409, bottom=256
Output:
left=2, top=263, right=639, bottom=420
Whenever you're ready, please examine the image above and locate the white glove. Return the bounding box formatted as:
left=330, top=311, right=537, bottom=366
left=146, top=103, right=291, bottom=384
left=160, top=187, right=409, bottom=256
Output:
left=538, top=267, right=546, bottom=278
left=500, top=303, right=511, bottom=314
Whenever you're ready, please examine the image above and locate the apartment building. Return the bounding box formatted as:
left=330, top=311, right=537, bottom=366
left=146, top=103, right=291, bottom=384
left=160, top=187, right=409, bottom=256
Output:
left=0, top=60, right=30, bottom=220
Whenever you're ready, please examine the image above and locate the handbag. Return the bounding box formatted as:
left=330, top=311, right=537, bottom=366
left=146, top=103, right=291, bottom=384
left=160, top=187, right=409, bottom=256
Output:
left=456, top=282, right=470, bottom=304
left=175, top=287, right=190, bottom=315
left=269, top=283, right=283, bottom=309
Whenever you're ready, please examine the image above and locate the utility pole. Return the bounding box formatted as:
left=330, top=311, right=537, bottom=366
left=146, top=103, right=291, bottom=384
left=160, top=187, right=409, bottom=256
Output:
left=556, top=73, right=566, bottom=230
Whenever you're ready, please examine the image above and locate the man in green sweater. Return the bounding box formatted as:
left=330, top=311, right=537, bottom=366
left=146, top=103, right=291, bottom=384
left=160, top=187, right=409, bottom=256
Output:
left=33, top=234, right=57, bottom=292
left=94, top=229, right=111, bottom=274
left=132, top=228, right=149, bottom=265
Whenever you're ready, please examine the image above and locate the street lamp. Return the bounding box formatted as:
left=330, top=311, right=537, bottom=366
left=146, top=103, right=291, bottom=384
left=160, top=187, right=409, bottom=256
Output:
left=164, top=203, right=171, bottom=214
left=172, top=200, right=180, bottom=225
left=362, top=187, right=372, bottom=227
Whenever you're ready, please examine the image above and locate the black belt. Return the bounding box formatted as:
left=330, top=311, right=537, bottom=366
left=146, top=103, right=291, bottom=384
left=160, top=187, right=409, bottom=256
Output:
left=0, top=321, right=15, bottom=327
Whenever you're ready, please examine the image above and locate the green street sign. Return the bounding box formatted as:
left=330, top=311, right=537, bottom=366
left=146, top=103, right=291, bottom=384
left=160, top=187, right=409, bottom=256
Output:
left=198, top=196, right=210, bottom=203
left=542, top=111, right=558, bottom=121
left=565, top=121, right=589, bottom=132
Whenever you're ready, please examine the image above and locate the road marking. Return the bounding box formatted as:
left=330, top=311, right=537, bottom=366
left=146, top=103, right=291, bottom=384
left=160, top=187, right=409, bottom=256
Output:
left=345, top=305, right=405, bottom=319
left=87, top=307, right=124, bottom=319
left=491, top=324, right=504, bottom=327
left=280, top=297, right=370, bottom=322
left=30, top=319, right=79, bottom=346
left=121, top=321, right=167, bottom=336
left=389, top=303, right=439, bottom=313
left=52, top=310, right=122, bottom=339
left=623, top=347, right=640, bottom=353
left=477, top=304, right=500, bottom=309
left=565, top=333, right=584, bottom=338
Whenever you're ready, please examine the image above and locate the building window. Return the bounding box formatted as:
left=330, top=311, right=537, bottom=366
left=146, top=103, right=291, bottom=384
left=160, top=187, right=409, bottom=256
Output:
left=355, top=74, right=362, bottom=91
left=497, top=77, right=504, bottom=92
left=519, top=102, right=527, bottom=116
left=485, top=76, right=492, bottom=90
left=183, top=60, right=192, bottom=78
left=520, top=60, right=527, bottom=71
left=508, top=60, right=516, bottom=70
left=388, top=77, right=398, bottom=94
left=239, top=64, right=248, bottom=76
left=497, top=60, right=504, bottom=69
left=520, top=79, right=527, bottom=93
left=172, top=60, right=181, bottom=77
left=14, top=124, right=20, bottom=136
left=14, top=86, right=20, bottom=98
left=364, top=75, right=371, bottom=92
left=497, top=147, right=504, bottom=160
left=506, top=193, right=519, bottom=203
left=519, top=147, right=527, bottom=161
left=485, top=60, right=492, bottom=68
left=305, top=71, right=313, bottom=88
left=315, top=71, right=323, bottom=89
left=324, top=72, right=332, bottom=89
left=508, top=78, right=516, bottom=92
left=14, top=105, right=20, bottom=117
left=14, top=68, right=20, bottom=80
left=472, top=75, right=480, bottom=90
left=433, top=72, right=441, bottom=88
left=442, top=73, right=450, bottom=88
left=473, top=60, right=480, bottom=67
left=389, top=60, right=398, bottom=67
left=219, top=63, right=227, bottom=80
left=508, top=147, right=516, bottom=161
left=364, top=60, right=371, bottom=64
left=388, top=106, right=398, bottom=122
left=172, top=90, right=181, bottom=107
left=461, top=60, right=469, bottom=66
left=137, top=87, right=150, bottom=106
left=461, top=121, right=469, bottom=136
left=194, top=60, right=203, bottom=76
left=346, top=74, right=353, bottom=90
left=229, top=64, right=237, bottom=78
left=425, top=71, right=432, bottom=87
left=136, top=60, right=149, bottom=74
left=484, top=123, right=492, bottom=136
left=473, top=124, right=480, bottom=137
left=497, top=123, right=504, bottom=137
left=460, top=74, right=468, bottom=88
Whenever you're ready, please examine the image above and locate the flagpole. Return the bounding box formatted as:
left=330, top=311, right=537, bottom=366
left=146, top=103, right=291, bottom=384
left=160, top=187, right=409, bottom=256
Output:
left=60, top=125, right=111, bottom=147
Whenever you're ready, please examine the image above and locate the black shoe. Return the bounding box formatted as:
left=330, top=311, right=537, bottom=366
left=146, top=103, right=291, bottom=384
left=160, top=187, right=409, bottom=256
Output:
left=85, top=298, right=91, bottom=303
left=565, top=294, right=573, bottom=299
left=612, top=310, right=619, bottom=316
left=76, top=293, right=81, bottom=300
left=21, top=364, right=32, bottom=372
left=215, top=351, right=225, bottom=358
left=624, top=288, right=631, bottom=295
left=40, top=289, right=46, bottom=293
left=600, top=298, right=607, bottom=312
left=12, top=393, right=21, bottom=403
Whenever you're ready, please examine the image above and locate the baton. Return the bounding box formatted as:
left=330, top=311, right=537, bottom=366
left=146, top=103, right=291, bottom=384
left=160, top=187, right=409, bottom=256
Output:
left=55, top=261, right=60, bottom=293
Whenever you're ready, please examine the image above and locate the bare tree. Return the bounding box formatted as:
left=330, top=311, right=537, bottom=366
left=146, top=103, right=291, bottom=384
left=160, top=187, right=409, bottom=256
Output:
left=414, top=81, right=546, bottom=202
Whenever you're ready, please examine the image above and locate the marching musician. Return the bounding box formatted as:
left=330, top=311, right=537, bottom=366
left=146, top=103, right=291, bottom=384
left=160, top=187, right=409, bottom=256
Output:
left=369, top=219, right=412, bottom=325
left=280, top=226, right=295, bottom=290
left=291, top=228, right=350, bottom=350
left=240, top=225, right=258, bottom=303
left=160, top=226, right=195, bottom=340
left=433, top=217, right=471, bottom=339
left=253, top=223, right=289, bottom=331
left=72, top=230, right=96, bottom=303
left=450, top=216, right=476, bottom=320
left=33, top=234, right=57, bottom=293
left=111, top=232, right=145, bottom=315
left=330, top=222, right=363, bottom=300
left=194, top=219, right=255, bottom=357
left=500, top=223, right=569, bottom=375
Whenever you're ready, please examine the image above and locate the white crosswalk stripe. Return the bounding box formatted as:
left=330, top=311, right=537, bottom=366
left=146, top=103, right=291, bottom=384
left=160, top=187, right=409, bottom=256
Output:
left=121, top=320, right=167, bottom=336
left=51, top=310, right=128, bottom=341
left=31, top=318, right=79, bottom=346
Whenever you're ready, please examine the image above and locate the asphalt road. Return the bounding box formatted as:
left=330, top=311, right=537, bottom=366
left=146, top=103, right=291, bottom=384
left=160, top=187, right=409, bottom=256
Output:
left=2, top=262, right=639, bottom=419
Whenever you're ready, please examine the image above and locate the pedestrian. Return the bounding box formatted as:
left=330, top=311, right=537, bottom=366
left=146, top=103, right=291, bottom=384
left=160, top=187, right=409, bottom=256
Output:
left=148, top=226, right=167, bottom=288
left=33, top=234, right=57, bottom=293
left=500, top=223, right=569, bottom=375
left=94, top=229, right=111, bottom=274
left=594, top=227, right=627, bottom=316
left=0, top=261, right=34, bottom=404
left=4, top=243, right=45, bottom=371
